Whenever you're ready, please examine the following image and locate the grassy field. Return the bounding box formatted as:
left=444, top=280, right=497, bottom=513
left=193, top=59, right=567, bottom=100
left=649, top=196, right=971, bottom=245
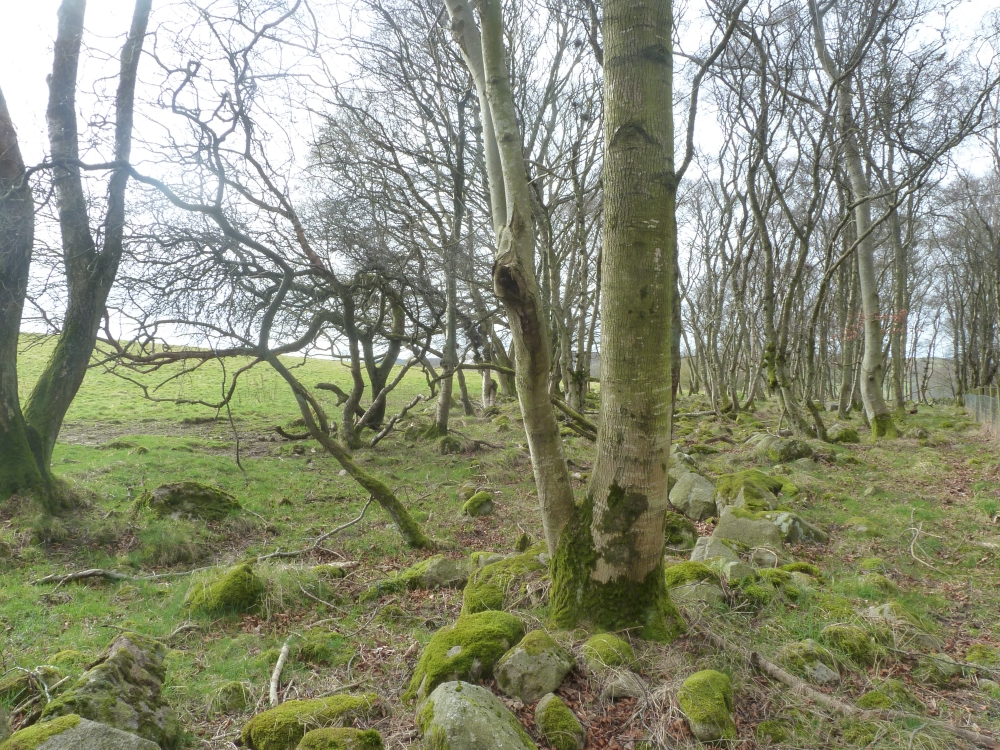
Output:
left=3, top=335, right=1000, bottom=749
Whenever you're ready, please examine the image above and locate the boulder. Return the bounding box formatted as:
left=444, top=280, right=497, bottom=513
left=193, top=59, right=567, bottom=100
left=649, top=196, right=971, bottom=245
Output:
left=714, top=469, right=795, bottom=514
left=534, top=694, right=585, bottom=750
left=828, top=425, right=860, bottom=444
left=469, top=551, right=505, bottom=569
left=712, top=507, right=783, bottom=548
left=241, top=694, right=379, bottom=750
left=778, top=640, right=839, bottom=686
left=730, top=486, right=777, bottom=513
left=296, top=728, right=384, bottom=750
left=664, top=562, right=725, bottom=608
left=462, top=492, right=494, bottom=517
left=438, top=435, right=464, bottom=455
left=581, top=634, right=635, bottom=674
left=668, top=473, right=717, bottom=521
left=184, top=562, right=265, bottom=616
left=404, top=611, right=525, bottom=703
left=416, top=681, right=536, bottom=750
left=40, top=634, right=183, bottom=750
left=721, top=561, right=755, bottom=583
left=0, top=716, right=159, bottom=750
left=678, top=670, right=736, bottom=743
left=689, top=537, right=739, bottom=565
left=749, top=547, right=787, bottom=568
left=133, top=481, right=240, bottom=520
left=495, top=630, right=573, bottom=703
left=765, top=438, right=814, bottom=463
left=360, top=556, right=468, bottom=602
left=211, top=681, right=253, bottom=714
left=461, top=547, right=547, bottom=615
left=757, top=512, right=828, bottom=544
left=664, top=513, right=698, bottom=552
left=598, top=671, right=648, bottom=701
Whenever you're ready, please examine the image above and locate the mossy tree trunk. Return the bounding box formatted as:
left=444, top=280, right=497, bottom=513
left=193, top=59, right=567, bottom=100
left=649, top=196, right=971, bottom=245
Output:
left=550, top=0, right=683, bottom=641
left=0, top=88, right=51, bottom=503
left=443, top=0, right=575, bottom=554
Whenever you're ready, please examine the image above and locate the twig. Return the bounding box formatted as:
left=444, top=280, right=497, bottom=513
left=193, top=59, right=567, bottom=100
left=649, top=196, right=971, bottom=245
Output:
left=256, top=498, right=373, bottom=561
left=370, top=394, right=425, bottom=447
left=269, top=639, right=291, bottom=706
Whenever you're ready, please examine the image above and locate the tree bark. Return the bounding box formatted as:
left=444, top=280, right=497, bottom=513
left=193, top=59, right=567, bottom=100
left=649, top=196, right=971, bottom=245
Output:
left=550, top=0, right=682, bottom=641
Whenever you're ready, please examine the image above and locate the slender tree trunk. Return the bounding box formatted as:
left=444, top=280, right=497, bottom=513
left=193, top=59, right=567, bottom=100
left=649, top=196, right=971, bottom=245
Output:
left=0, top=89, right=51, bottom=503
left=23, top=0, right=153, bottom=471
left=888, top=200, right=907, bottom=412
left=434, top=260, right=458, bottom=434
left=550, top=0, right=683, bottom=641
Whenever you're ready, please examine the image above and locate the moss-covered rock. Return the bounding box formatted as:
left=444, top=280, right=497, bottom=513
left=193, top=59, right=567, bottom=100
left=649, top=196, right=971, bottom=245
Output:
left=494, top=630, right=573, bottom=703
left=678, top=670, right=736, bottom=743
left=211, top=681, right=253, bottom=714
left=404, top=611, right=525, bottom=703
left=295, top=630, right=350, bottom=668
left=668, top=472, right=717, bottom=521
left=858, top=573, right=899, bottom=597
left=183, top=562, right=265, bottom=616
left=777, top=640, right=839, bottom=686
left=241, top=694, right=378, bottom=750
left=461, top=492, right=494, bottom=517
left=296, top=728, right=383, bottom=750
left=581, top=634, right=635, bottom=674
left=712, top=506, right=783, bottom=548
left=966, top=644, right=1000, bottom=667
left=460, top=548, right=546, bottom=615
left=715, top=469, right=792, bottom=508
left=858, top=557, right=887, bottom=572
left=780, top=562, right=822, bottom=578
left=534, top=693, right=585, bottom=750
left=0, top=666, right=65, bottom=706
left=864, top=602, right=942, bottom=650
left=469, top=551, right=505, bottom=569
left=856, top=679, right=922, bottom=711
left=913, top=653, right=964, bottom=686
left=664, top=562, right=725, bottom=608
left=0, top=716, right=81, bottom=750
left=0, top=715, right=162, bottom=750
left=40, top=633, right=182, bottom=750
left=820, top=625, right=881, bottom=666
left=827, top=425, right=860, bottom=444
left=755, top=719, right=790, bottom=744
left=664, top=513, right=698, bottom=552
left=131, top=481, right=240, bottom=521
left=664, top=561, right=719, bottom=589
left=360, top=556, right=469, bottom=603
left=438, top=435, right=464, bottom=455
left=765, top=438, right=814, bottom=464
left=416, top=681, right=535, bottom=750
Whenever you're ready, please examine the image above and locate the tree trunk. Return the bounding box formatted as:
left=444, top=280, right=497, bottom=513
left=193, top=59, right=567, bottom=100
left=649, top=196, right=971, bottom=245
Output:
left=0, top=88, right=51, bottom=503
left=23, top=0, right=153, bottom=471
left=550, top=0, right=682, bottom=641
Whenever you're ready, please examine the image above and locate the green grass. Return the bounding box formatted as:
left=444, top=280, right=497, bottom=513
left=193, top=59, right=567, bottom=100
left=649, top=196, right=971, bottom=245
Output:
left=5, top=336, right=1000, bottom=748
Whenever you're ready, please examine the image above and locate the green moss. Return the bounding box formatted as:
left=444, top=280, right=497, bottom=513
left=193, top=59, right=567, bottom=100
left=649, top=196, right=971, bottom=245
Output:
left=821, top=625, right=880, bottom=666
left=360, top=555, right=466, bottom=604
left=132, top=481, right=240, bottom=520
left=462, top=491, right=494, bottom=516
left=966, top=644, right=1000, bottom=667
left=737, top=582, right=775, bottom=607
left=549, top=494, right=685, bottom=642
left=755, top=719, right=790, bottom=744
left=780, top=562, right=822, bottom=578
left=0, top=715, right=80, bottom=750
left=858, top=573, right=898, bottom=597
left=756, top=568, right=800, bottom=600
left=415, top=698, right=435, bottom=734
left=461, top=547, right=545, bottom=615
left=664, top=561, right=718, bottom=590
left=581, top=633, right=635, bottom=672
left=47, top=650, right=90, bottom=671
left=536, top=694, right=583, bottom=750
left=842, top=719, right=880, bottom=745
left=184, top=562, right=265, bottom=616
left=855, top=690, right=893, bottom=709
left=779, top=639, right=837, bottom=673
left=404, top=611, right=525, bottom=702
left=437, top=435, right=463, bottom=455
left=858, top=557, right=887, bottom=572
left=871, top=412, right=899, bottom=439
left=0, top=666, right=64, bottom=706
left=211, top=681, right=252, bottom=714
left=295, top=630, right=350, bottom=667
left=296, top=728, right=384, bottom=750
left=240, top=694, right=378, bottom=750
left=856, top=679, right=921, bottom=712
left=663, top=512, right=698, bottom=551
left=677, top=670, right=736, bottom=741
left=715, top=469, right=795, bottom=506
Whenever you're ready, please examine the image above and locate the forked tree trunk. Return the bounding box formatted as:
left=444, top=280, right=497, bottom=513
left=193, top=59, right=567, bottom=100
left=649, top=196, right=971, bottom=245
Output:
left=550, top=0, right=683, bottom=641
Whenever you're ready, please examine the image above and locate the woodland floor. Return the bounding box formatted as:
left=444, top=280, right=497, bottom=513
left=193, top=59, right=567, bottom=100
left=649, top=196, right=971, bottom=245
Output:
left=4, top=335, right=1000, bottom=749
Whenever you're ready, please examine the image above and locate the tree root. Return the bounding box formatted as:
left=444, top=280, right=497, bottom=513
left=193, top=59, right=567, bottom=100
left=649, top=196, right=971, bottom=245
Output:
left=698, top=627, right=998, bottom=749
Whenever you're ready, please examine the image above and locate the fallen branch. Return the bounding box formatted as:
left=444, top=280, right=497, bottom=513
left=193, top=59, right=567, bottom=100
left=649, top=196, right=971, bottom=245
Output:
left=552, top=396, right=598, bottom=437
left=698, top=628, right=997, bottom=749
left=674, top=410, right=716, bottom=418
left=274, top=425, right=311, bottom=440
left=269, top=639, right=291, bottom=706
left=256, top=498, right=373, bottom=561
left=370, top=394, right=425, bottom=448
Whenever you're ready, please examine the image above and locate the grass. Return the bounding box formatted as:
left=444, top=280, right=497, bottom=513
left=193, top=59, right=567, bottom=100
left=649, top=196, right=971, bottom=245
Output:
left=4, top=335, right=1000, bottom=748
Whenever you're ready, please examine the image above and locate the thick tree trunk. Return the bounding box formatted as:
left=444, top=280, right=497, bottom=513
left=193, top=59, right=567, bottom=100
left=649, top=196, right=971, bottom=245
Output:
left=0, top=89, right=50, bottom=502
left=444, top=0, right=575, bottom=555
left=23, top=0, right=152, bottom=470
left=550, top=0, right=682, bottom=641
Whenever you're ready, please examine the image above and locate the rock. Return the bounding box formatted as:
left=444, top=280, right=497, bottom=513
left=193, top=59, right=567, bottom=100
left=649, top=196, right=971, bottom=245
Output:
left=212, top=681, right=253, bottom=714
left=778, top=640, right=840, bottom=686
left=417, top=681, right=536, bottom=750
left=749, top=548, right=787, bottom=568
left=40, top=633, right=183, bottom=750
left=864, top=602, right=942, bottom=650
left=758, top=512, right=828, bottom=544
left=361, top=556, right=469, bottom=602
left=462, top=492, right=494, bottom=517
left=295, top=629, right=350, bottom=667
left=581, top=634, right=635, bottom=674
left=905, top=426, right=930, bottom=439
left=534, top=694, right=585, bottom=750
left=311, top=561, right=357, bottom=579
left=828, top=425, right=860, bottom=444
left=404, top=611, right=525, bottom=703
left=765, top=438, right=814, bottom=463
left=715, top=469, right=796, bottom=512
left=598, top=672, right=648, bottom=702
left=820, top=625, right=880, bottom=666
left=461, top=547, right=546, bottom=615
left=668, top=473, right=717, bottom=521
left=678, top=670, right=736, bottom=743
left=730, top=486, right=777, bottom=513
left=670, top=581, right=725, bottom=608
left=296, top=728, right=384, bottom=750
left=457, top=483, right=479, bottom=501
left=132, top=481, right=240, bottom=520
left=469, top=551, right=505, bottom=569
left=859, top=573, right=899, bottom=597
left=241, top=694, right=378, bottom=750
left=721, top=561, right=755, bottom=582
left=664, top=562, right=725, bottom=608
left=712, top=506, right=783, bottom=548
left=0, top=716, right=160, bottom=750
left=438, top=435, right=464, bottom=455
left=664, top=513, right=698, bottom=552
left=495, top=630, right=574, bottom=703
left=914, top=653, right=964, bottom=686
left=689, top=537, right=739, bottom=565
left=184, top=562, right=265, bottom=616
